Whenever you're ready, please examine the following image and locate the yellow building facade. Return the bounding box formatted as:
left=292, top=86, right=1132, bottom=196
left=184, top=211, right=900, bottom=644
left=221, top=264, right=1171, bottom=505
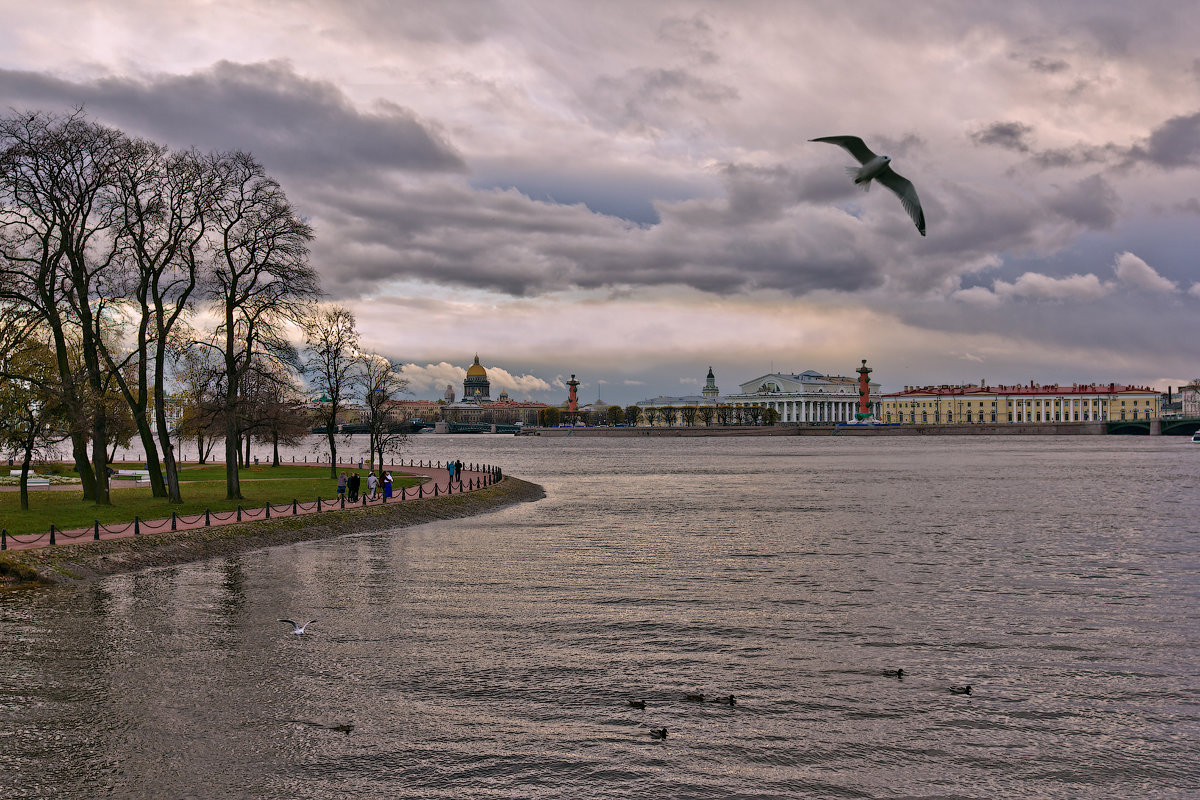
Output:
left=879, top=383, right=1160, bottom=424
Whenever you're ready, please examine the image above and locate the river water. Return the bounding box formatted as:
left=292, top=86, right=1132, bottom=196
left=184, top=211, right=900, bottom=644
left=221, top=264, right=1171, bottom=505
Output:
left=2, top=435, right=1198, bottom=799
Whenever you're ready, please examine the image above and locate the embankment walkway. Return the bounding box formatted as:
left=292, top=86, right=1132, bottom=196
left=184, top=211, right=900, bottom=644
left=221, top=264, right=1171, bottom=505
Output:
left=1, top=460, right=498, bottom=553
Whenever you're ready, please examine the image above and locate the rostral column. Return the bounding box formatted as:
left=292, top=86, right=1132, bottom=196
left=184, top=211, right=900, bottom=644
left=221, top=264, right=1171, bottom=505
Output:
left=855, top=360, right=873, bottom=420
left=567, top=374, right=580, bottom=413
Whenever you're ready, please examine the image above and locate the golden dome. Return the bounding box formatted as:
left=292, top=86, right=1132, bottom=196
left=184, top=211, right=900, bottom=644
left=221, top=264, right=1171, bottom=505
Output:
left=466, top=354, right=487, bottom=376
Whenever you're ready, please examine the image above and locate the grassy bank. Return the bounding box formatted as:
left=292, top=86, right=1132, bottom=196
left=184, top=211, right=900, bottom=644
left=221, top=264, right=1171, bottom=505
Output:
left=0, top=464, right=422, bottom=536
left=0, top=476, right=545, bottom=587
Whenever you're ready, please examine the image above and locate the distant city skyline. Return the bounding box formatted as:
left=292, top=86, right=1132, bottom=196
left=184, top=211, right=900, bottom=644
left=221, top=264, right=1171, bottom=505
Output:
left=3, top=2, right=1198, bottom=407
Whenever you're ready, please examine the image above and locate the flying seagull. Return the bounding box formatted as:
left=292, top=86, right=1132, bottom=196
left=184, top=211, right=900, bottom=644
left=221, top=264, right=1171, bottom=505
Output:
left=279, top=619, right=316, bottom=635
left=810, top=136, right=926, bottom=236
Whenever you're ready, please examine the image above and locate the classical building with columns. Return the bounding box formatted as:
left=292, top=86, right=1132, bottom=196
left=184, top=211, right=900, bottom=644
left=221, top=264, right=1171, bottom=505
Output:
left=723, top=369, right=882, bottom=424
left=879, top=382, right=1161, bottom=424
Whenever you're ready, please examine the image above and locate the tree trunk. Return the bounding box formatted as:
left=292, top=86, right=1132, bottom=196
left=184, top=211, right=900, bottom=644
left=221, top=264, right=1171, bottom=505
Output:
left=326, top=427, right=337, bottom=478
left=70, top=431, right=97, bottom=501
left=133, top=415, right=167, bottom=498
left=224, top=416, right=241, bottom=500
left=18, top=445, right=33, bottom=512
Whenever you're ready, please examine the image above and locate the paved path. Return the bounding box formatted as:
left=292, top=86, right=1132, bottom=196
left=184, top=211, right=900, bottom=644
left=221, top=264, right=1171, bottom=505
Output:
left=1, top=461, right=496, bottom=552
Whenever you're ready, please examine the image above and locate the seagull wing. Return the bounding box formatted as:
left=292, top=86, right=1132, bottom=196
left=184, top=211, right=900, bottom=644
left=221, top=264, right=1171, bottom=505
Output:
left=303, top=620, right=317, bottom=630
left=876, top=165, right=926, bottom=236
left=279, top=619, right=299, bottom=630
left=809, top=136, right=877, bottom=165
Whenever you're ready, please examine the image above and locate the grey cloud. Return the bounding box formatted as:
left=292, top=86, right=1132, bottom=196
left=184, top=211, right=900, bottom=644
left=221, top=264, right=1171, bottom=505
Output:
left=1128, top=111, right=1200, bottom=168
left=656, top=14, right=720, bottom=65
left=1030, top=144, right=1116, bottom=169
left=0, top=61, right=464, bottom=178
left=1175, top=197, right=1200, bottom=215
left=971, top=121, right=1034, bottom=152
left=1029, top=57, right=1070, bottom=73
left=588, top=67, right=738, bottom=133
left=1047, top=174, right=1119, bottom=229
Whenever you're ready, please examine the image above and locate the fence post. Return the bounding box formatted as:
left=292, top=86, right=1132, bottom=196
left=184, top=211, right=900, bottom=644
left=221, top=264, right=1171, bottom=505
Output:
left=293, top=499, right=298, bottom=515
left=237, top=505, right=241, bottom=522
left=1, top=529, right=5, bottom=550
left=171, top=512, right=177, bottom=531
left=361, top=493, right=366, bottom=507
left=206, top=508, right=211, bottom=526
left=265, top=503, right=271, bottom=519
left=317, top=497, right=322, bottom=512
left=94, top=520, right=100, bottom=541
left=401, top=485, right=406, bottom=500
left=50, top=524, right=56, bottom=545
left=419, top=484, right=423, bottom=498
left=134, top=516, right=140, bottom=536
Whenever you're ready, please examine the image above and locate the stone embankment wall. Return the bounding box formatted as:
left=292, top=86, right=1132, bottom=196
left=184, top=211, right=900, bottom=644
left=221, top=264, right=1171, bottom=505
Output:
left=528, top=422, right=1107, bottom=437
left=0, top=477, right=545, bottom=587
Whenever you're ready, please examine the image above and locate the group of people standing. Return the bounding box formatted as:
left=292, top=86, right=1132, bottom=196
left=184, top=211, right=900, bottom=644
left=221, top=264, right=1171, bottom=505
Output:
left=335, top=460, right=468, bottom=504
left=337, top=470, right=393, bottom=502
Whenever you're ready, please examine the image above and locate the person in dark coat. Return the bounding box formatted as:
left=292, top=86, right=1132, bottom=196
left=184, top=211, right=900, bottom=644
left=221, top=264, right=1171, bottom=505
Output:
left=348, top=472, right=360, bottom=502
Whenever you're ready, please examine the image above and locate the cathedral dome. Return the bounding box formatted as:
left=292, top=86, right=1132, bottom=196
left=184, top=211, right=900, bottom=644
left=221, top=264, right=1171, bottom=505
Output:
left=463, top=354, right=491, bottom=401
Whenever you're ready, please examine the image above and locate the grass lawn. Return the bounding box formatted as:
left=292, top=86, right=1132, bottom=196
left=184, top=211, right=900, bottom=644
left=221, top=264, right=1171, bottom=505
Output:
left=0, top=464, right=424, bottom=536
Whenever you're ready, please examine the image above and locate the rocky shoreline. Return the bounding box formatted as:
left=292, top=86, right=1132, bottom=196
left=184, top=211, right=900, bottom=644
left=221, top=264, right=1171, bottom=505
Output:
left=0, top=476, right=545, bottom=588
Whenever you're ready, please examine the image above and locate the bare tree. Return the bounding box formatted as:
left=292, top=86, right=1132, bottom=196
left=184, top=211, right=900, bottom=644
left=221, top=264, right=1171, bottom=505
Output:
left=300, top=304, right=360, bottom=477
left=172, top=344, right=225, bottom=464
left=99, top=142, right=217, bottom=502
left=698, top=406, right=715, bottom=426
left=204, top=152, right=319, bottom=500
left=0, top=109, right=129, bottom=504
left=245, top=365, right=311, bottom=466
left=355, top=353, right=407, bottom=474
left=680, top=406, right=697, bottom=427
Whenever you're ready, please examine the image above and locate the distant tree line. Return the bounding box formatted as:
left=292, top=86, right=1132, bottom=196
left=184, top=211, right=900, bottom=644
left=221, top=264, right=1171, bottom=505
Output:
left=0, top=109, right=405, bottom=509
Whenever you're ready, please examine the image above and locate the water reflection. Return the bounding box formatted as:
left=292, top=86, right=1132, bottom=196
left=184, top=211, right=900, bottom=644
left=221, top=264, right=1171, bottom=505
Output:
left=3, top=436, right=1199, bottom=798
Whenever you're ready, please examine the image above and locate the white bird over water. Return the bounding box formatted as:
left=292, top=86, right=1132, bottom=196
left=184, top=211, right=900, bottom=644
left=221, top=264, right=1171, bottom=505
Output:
left=279, top=619, right=317, bottom=635
left=810, top=136, right=926, bottom=236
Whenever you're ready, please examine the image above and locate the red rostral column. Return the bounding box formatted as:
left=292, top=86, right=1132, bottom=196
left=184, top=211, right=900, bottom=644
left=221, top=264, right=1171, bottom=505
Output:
left=567, top=374, right=580, bottom=412
left=855, top=359, right=873, bottom=420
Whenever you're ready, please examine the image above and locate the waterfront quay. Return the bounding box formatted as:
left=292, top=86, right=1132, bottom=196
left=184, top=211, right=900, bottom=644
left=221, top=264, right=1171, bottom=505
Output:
left=526, top=418, right=1200, bottom=437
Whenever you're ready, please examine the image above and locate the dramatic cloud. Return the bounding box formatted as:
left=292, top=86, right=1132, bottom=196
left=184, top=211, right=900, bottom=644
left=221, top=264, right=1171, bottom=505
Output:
left=993, top=272, right=1112, bottom=302
left=400, top=361, right=553, bottom=400
left=2, top=1, right=1197, bottom=401
left=1129, top=111, right=1200, bottom=168
left=971, top=121, right=1034, bottom=152
left=0, top=62, right=464, bottom=180
left=1113, top=251, right=1178, bottom=293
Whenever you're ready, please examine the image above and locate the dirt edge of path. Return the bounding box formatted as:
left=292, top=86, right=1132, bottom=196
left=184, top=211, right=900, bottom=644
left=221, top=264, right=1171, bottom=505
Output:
left=0, top=477, right=545, bottom=588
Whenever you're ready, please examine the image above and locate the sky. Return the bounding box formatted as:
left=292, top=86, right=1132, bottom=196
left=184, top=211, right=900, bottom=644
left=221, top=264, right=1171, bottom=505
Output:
left=2, top=0, right=1198, bottom=405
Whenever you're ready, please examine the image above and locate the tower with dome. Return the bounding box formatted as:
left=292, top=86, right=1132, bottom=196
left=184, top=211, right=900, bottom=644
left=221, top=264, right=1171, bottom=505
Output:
left=463, top=354, right=491, bottom=401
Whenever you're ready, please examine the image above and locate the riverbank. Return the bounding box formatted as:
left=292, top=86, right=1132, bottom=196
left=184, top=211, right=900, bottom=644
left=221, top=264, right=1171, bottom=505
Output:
left=526, top=422, right=1110, bottom=436
left=0, top=476, right=545, bottom=587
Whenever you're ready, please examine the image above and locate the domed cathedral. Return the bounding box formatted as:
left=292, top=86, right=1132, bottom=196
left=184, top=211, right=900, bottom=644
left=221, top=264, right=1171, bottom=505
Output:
left=702, top=366, right=720, bottom=399
left=463, top=354, right=491, bottom=401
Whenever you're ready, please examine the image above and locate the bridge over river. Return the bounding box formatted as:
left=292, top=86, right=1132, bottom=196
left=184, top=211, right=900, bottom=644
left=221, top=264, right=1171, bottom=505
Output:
left=1107, top=417, right=1200, bottom=436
